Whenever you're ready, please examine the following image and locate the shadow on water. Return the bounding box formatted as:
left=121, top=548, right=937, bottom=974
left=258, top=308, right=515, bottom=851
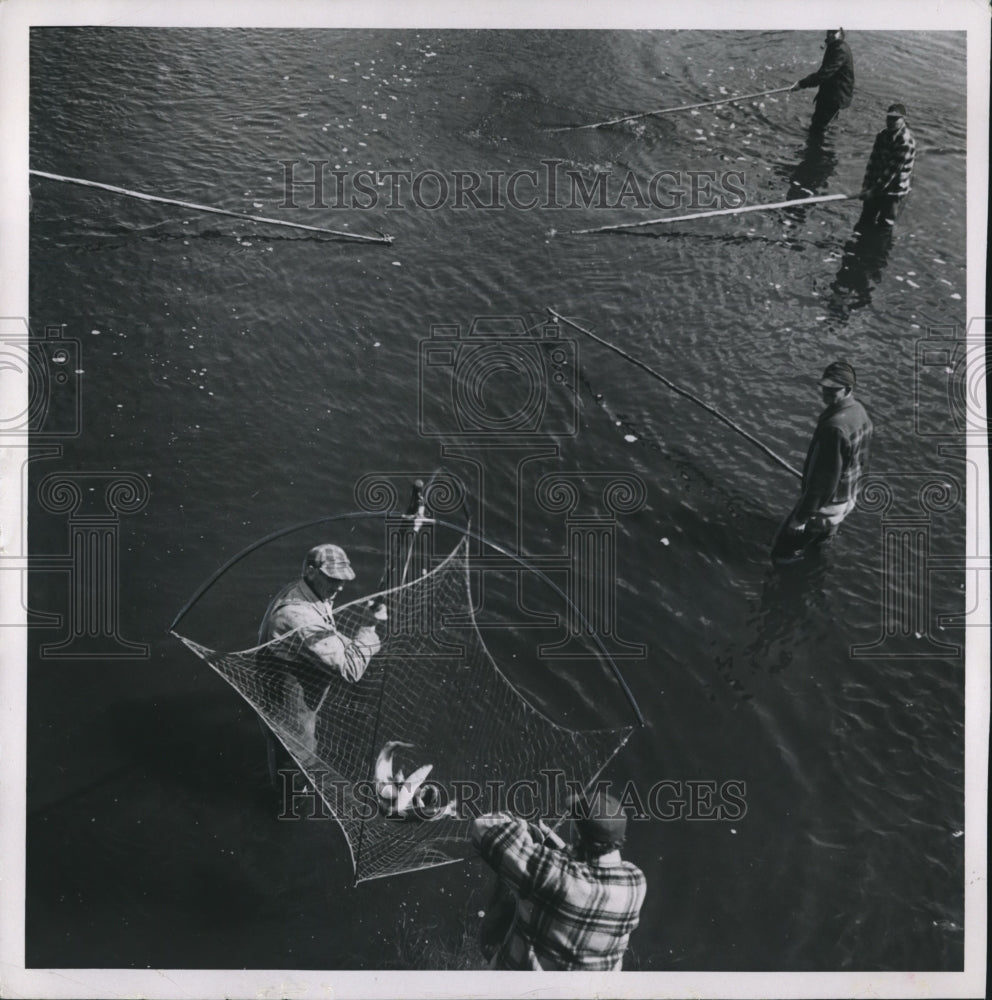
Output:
left=106, top=691, right=267, bottom=802
left=744, top=556, right=832, bottom=670
left=712, top=553, right=833, bottom=704
left=26, top=693, right=294, bottom=968
left=826, top=225, right=895, bottom=318
left=777, top=129, right=840, bottom=224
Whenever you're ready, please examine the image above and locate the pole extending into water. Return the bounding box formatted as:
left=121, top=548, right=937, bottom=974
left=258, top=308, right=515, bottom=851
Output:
left=29, top=169, right=394, bottom=244
left=565, top=192, right=853, bottom=235
left=551, top=86, right=794, bottom=132
left=547, top=308, right=802, bottom=480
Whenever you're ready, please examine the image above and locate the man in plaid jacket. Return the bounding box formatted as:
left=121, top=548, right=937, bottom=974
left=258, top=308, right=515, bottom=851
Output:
left=856, top=103, right=916, bottom=230
left=773, top=361, right=873, bottom=564
left=471, top=790, right=646, bottom=970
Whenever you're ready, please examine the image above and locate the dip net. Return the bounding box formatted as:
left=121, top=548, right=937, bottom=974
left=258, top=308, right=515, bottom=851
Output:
left=174, top=517, right=636, bottom=883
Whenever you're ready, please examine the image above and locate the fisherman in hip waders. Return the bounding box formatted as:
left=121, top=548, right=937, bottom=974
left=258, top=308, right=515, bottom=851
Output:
left=257, top=543, right=386, bottom=790
left=791, top=28, right=855, bottom=132
left=855, top=103, right=917, bottom=231
left=772, top=362, right=873, bottom=565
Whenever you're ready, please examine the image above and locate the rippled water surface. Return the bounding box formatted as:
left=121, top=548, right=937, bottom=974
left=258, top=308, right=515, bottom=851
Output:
left=26, top=28, right=967, bottom=971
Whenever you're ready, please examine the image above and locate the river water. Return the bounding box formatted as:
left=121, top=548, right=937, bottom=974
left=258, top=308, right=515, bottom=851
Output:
left=24, top=27, right=969, bottom=974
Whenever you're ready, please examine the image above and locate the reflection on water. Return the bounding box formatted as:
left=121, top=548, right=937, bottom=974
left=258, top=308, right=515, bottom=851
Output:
left=745, top=557, right=832, bottom=673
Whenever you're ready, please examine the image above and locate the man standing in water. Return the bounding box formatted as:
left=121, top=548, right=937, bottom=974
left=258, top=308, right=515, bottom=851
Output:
left=855, top=103, right=917, bottom=230
left=258, top=543, right=386, bottom=787
left=773, top=362, right=873, bottom=563
left=261, top=543, right=384, bottom=680
left=471, top=790, right=646, bottom=970
left=791, top=28, right=855, bottom=131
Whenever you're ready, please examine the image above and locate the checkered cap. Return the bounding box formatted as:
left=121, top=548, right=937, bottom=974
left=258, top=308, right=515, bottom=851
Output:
left=304, top=543, right=356, bottom=581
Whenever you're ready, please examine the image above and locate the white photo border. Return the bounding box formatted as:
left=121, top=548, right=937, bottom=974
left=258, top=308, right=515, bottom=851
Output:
left=1, top=1, right=987, bottom=998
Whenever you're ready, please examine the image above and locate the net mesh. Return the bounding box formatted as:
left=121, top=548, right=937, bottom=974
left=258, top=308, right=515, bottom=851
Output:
left=175, top=525, right=633, bottom=882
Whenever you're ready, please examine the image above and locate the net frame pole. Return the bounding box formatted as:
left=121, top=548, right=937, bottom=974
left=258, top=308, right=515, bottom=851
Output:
left=174, top=506, right=647, bottom=881
left=30, top=168, right=394, bottom=244
left=548, top=308, right=802, bottom=481
left=548, top=85, right=794, bottom=131
left=171, top=509, right=645, bottom=728
left=354, top=481, right=433, bottom=885
left=564, top=192, right=853, bottom=235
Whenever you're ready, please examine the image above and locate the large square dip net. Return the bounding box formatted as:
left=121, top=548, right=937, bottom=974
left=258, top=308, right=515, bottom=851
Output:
left=173, top=486, right=639, bottom=882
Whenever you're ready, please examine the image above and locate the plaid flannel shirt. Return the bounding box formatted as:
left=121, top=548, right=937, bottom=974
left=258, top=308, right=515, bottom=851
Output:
left=472, top=814, right=647, bottom=971
left=862, top=123, right=916, bottom=196
left=796, top=395, right=873, bottom=520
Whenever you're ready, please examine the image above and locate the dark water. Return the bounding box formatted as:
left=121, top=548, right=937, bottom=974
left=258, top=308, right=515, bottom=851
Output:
left=25, top=28, right=968, bottom=971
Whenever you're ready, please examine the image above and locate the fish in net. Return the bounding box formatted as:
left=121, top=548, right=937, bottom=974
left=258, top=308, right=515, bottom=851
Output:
left=174, top=519, right=637, bottom=883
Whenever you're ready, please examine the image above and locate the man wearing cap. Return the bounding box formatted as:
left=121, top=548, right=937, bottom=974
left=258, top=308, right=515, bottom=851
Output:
left=775, top=362, right=873, bottom=561
left=856, top=104, right=916, bottom=230
left=470, top=790, right=646, bottom=971
left=258, top=544, right=386, bottom=786
left=791, top=29, right=855, bottom=131
left=260, top=543, right=384, bottom=681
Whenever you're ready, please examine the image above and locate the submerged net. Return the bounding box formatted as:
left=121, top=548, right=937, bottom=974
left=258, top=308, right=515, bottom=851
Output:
left=175, top=524, right=634, bottom=882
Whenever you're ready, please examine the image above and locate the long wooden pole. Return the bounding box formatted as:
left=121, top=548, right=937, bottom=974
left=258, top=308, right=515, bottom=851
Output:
left=566, top=192, right=853, bottom=236
left=29, top=169, right=394, bottom=245
left=548, top=308, right=802, bottom=480
left=550, top=86, right=794, bottom=132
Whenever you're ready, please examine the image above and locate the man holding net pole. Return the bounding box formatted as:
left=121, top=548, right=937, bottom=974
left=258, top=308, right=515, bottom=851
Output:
left=855, top=103, right=917, bottom=231
left=772, top=362, right=873, bottom=565
left=257, top=543, right=387, bottom=789
left=791, top=28, right=855, bottom=132
left=471, top=790, right=646, bottom=970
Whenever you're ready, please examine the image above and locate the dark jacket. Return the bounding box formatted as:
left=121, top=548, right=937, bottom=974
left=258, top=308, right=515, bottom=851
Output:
left=796, top=394, right=873, bottom=519
left=798, top=39, right=855, bottom=110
